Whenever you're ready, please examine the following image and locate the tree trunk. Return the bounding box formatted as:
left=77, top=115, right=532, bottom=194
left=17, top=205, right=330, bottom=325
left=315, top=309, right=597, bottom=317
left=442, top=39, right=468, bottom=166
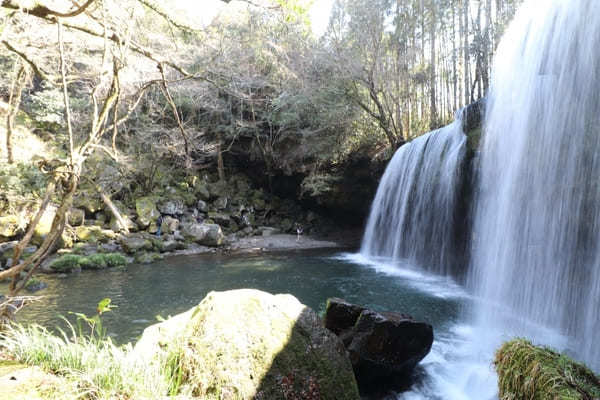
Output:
left=429, top=0, right=437, bottom=130
left=463, top=0, right=470, bottom=106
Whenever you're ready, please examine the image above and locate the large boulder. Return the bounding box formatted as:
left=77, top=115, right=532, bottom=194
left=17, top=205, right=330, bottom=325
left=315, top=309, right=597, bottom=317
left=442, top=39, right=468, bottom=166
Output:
left=324, top=298, right=433, bottom=389
left=181, top=222, right=225, bottom=246
left=134, top=289, right=360, bottom=400
left=495, top=339, right=600, bottom=400
left=135, top=196, right=160, bottom=228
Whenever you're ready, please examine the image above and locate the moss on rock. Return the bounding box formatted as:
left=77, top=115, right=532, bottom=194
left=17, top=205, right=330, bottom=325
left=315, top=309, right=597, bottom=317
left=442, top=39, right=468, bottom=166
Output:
left=135, top=289, right=359, bottom=400
left=495, top=339, right=600, bottom=400
left=49, top=252, right=127, bottom=272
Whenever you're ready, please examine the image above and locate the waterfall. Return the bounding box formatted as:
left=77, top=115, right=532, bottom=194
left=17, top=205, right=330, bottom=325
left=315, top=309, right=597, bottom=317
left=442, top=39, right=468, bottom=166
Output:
left=471, top=0, right=600, bottom=369
left=361, top=116, right=469, bottom=279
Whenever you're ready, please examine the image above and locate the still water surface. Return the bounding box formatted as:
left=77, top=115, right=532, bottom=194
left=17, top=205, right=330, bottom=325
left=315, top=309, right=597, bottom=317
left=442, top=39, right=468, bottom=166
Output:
left=3, top=250, right=494, bottom=399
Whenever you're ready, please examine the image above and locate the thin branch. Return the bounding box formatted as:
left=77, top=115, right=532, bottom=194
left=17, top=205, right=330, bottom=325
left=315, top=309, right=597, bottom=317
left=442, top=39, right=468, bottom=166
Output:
left=58, top=19, right=75, bottom=165
left=1, top=0, right=96, bottom=19
left=1, top=40, right=55, bottom=84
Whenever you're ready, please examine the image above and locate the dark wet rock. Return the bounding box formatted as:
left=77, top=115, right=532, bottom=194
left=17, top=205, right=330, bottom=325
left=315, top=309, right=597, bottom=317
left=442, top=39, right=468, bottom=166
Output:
left=207, top=212, right=231, bottom=227
left=324, top=298, right=433, bottom=391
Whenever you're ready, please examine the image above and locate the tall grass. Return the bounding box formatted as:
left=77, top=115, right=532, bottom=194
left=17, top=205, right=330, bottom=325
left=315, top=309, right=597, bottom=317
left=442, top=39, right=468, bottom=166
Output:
left=0, top=321, right=174, bottom=399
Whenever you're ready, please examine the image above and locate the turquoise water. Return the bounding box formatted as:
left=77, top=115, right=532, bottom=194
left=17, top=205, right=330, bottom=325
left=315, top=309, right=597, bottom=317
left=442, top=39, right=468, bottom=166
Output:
left=5, top=250, right=492, bottom=399
left=8, top=250, right=463, bottom=343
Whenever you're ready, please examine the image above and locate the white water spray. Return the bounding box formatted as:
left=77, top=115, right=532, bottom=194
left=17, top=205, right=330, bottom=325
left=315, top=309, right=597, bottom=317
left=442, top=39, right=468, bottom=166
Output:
left=471, top=0, right=600, bottom=369
left=361, top=118, right=469, bottom=278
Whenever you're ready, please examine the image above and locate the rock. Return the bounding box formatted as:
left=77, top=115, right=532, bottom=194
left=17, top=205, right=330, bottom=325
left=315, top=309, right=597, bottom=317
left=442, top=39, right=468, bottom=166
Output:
left=160, top=216, right=179, bottom=235
left=280, top=218, right=294, bottom=232
left=134, top=252, right=163, bottom=264
left=181, top=223, right=225, bottom=247
left=214, top=196, right=228, bottom=210
left=24, top=278, right=48, bottom=293
left=119, top=234, right=154, bottom=254
left=259, top=226, right=280, bottom=237
left=67, top=208, right=86, bottom=226
left=160, top=239, right=183, bottom=252
left=207, top=212, right=230, bottom=227
left=109, top=215, right=138, bottom=233
left=194, top=181, right=211, bottom=201
left=31, top=205, right=57, bottom=246
left=74, top=226, right=115, bottom=243
left=74, top=195, right=103, bottom=215
left=207, top=180, right=229, bottom=199
left=495, top=339, right=600, bottom=400
left=253, top=197, right=266, bottom=211
left=158, top=199, right=184, bottom=216
left=135, top=197, right=160, bottom=228
left=134, top=289, right=360, bottom=400
left=0, top=241, right=18, bottom=264
left=324, top=298, right=433, bottom=389
left=196, top=199, right=208, bottom=213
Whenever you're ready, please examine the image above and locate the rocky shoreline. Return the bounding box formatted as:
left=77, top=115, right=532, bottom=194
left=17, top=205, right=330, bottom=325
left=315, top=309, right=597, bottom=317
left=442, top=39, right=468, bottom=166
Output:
left=0, top=171, right=361, bottom=289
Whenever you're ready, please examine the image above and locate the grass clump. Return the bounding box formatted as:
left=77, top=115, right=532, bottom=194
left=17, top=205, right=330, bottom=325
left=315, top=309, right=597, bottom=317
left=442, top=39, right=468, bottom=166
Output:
left=0, top=323, right=171, bottom=399
left=495, top=338, right=600, bottom=400
left=49, top=253, right=127, bottom=272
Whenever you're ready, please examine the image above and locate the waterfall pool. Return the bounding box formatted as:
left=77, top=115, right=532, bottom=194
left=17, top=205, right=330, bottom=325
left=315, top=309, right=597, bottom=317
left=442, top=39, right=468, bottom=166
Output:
left=3, top=250, right=501, bottom=399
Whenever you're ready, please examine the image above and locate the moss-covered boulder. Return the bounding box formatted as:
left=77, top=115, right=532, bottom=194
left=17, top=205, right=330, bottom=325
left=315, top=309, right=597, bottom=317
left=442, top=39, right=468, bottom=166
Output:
left=0, top=218, right=16, bottom=241
left=74, top=226, right=115, bottom=243
left=134, top=289, right=359, bottom=400
left=135, top=196, right=160, bottom=228
left=67, top=208, right=86, bottom=226
left=48, top=252, right=127, bottom=272
left=495, top=339, right=600, bottom=400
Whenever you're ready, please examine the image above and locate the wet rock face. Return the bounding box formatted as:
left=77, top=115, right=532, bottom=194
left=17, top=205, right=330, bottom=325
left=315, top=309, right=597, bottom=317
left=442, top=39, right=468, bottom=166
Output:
left=324, top=298, right=433, bottom=391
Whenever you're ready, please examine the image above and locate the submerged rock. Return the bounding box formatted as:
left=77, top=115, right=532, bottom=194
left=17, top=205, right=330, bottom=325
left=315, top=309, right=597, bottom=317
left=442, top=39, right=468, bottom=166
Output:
left=324, top=298, right=433, bottom=390
left=134, top=289, right=359, bottom=399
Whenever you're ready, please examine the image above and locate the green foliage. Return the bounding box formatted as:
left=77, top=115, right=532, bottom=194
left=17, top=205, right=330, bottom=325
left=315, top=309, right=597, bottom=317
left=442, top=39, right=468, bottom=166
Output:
left=300, top=173, right=340, bottom=197
left=49, top=253, right=128, bottom=272
left=25, top=85, right=64, bottom=129
left=495, top=339, right=600, bottom=400
left=0, top=319, right=172, bottom=398
left=0, top=163, right=48, bottom=199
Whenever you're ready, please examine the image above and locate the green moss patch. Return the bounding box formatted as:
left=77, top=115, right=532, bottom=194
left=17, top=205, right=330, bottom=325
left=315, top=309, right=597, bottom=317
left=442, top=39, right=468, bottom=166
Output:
left=49, top=253, right=127, bottom=272
left=495, top=339, right=600, bottom=400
